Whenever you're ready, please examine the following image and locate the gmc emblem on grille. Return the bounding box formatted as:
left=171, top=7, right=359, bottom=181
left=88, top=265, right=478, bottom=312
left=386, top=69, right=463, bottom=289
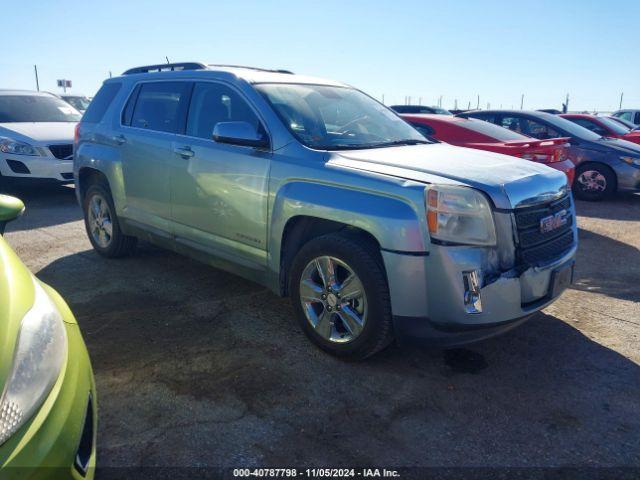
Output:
left=540, top=209, right=568, bottom=234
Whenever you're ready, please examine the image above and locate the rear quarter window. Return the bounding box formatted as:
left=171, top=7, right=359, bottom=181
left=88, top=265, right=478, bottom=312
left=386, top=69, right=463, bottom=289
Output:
left=82, top=82, right=122, bottom=123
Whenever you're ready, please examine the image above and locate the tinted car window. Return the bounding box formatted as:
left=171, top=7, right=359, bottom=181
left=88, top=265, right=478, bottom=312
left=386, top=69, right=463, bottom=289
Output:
left=635, top=112, right=640, bottom=124
left=469, top=112, right=496, bottom=123
left=0, top=94, right=82, bottom=122
left=130, top=82, right=191, bottom=133
left=410, top=122, right=435, bottom=137
left=461, top=118, right=529, bottom=141
left=569, top=118, right=607, bottom=136
left=615, top=111, right=633, bottom=122
left=83, top=83, right=121, bottom=123
left=186, top=82, right=263, bottom=140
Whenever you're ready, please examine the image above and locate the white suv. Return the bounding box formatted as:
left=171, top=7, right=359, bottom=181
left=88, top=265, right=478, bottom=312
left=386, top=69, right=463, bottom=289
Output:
left=612, top=109, right=640, bottom=127
left=0, top=90, right=81, bottom=186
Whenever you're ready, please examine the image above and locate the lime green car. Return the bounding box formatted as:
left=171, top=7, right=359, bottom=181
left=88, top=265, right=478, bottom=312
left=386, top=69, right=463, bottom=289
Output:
left=0, top=195, right=96, bottom=479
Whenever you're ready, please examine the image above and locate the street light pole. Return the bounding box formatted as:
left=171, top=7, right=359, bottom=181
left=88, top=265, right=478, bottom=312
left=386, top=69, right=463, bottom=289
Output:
left=34, top=65, right=40, bottom=91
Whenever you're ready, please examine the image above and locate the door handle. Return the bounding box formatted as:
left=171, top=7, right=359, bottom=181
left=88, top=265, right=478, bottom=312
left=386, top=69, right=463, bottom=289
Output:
left=112, top=134, right=126, bottom=145
left=173, top=146, right=194, bottom=158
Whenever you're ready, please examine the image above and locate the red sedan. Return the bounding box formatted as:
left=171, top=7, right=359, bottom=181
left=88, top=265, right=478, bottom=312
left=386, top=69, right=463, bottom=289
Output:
left=402, top=114, right=575, bottom=184
left=560, top=113, right=640, bottom=145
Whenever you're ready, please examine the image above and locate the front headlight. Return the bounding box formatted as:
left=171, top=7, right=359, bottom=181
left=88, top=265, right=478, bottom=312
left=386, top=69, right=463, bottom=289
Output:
left=0, top=137, right=39, bottom=156
left=620, top=156, right=640, bottom=167
left=426, top=185, right=497, bottom=246
left=0, top=280, right=67, bottom=446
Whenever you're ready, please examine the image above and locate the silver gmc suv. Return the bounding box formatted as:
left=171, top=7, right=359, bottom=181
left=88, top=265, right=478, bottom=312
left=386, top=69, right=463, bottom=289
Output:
left=74, top=63, right=577, bottom=359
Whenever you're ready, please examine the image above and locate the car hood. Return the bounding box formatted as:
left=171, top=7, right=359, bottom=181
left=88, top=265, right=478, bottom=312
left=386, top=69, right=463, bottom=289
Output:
left=0, top=122, right=76, bottom=144
left=591, top=136, right=640, bottom=156
left=0, top=235, right=36, bottom=396
left=328, top=143, right=568, bottom=209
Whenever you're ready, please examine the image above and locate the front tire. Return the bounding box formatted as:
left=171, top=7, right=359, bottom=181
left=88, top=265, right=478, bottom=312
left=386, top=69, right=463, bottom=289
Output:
left=83, top=183, right=137, bottom=257
left=289, top=233, right=394, bottom=360
left=573, top=163, right=616, bottom=201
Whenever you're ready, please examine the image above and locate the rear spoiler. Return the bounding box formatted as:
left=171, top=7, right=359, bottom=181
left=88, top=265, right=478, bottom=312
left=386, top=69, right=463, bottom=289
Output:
left=508, top=137, right=571, bottom=148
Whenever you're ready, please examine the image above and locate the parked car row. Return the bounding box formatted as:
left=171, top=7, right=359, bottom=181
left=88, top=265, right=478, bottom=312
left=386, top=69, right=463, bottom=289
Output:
left=457, top=110, right=640, bottom=200
left=10, top=61, right=640, bottom=476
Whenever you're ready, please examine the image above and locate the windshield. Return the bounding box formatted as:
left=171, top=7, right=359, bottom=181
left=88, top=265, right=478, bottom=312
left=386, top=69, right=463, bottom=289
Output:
left=0, top=95, right=82, bottom=122
left=597, top=116, right=631, bottom=135
left=460, top=118, right=530, bottom=142
left=255, top=84, right=429, bottom=150
left=62, top=96, right=91, bottom=112
left=540, top=113, right=602, bottom=141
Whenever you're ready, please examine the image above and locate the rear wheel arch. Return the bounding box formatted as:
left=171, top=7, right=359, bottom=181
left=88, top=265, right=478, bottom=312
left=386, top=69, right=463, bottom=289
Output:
left=78, top=167, right=111, bottom=200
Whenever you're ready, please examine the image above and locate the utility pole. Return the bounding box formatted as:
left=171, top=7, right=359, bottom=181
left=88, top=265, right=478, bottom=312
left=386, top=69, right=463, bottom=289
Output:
left=34, top=65, right=40, bottom=91
left=381, top=94, right=385, bottom=105
left=418, top=96, right=422, bottom=105
left=109, top=71, right=112, bottom=78
left=454, top=99, right=458, bottom=110
left=476, top=95, right=480, bottom=110
left=439, top=95, right=443, bottom=107
left=467, top=101, right=471, bottom=110
left=487, top=102, right=490, bottom=110
left=520, top=94, right=524, bottom=110
left=165, top=56, right=170, bottom=64
left=564, top=93, right=570, bottom=113
left=619, top=92, right=624, bottom=110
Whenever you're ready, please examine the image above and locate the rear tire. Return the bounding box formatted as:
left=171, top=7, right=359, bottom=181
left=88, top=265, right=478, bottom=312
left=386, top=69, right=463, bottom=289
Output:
left=289, top=233, right=394, bottom=360
left=83, top=183, right=137, bottom=257
left=573, top=163, right=616, bottom=201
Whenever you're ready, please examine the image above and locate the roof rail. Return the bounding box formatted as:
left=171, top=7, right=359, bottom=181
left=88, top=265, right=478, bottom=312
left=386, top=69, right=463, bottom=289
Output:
left=122, top=62, right=207, bottom=75
left=208, top=64, right=294, bottom=75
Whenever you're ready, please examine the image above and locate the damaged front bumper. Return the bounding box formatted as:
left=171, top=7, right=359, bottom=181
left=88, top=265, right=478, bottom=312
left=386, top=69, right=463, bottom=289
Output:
left=382, top=213, right=578, bottom=347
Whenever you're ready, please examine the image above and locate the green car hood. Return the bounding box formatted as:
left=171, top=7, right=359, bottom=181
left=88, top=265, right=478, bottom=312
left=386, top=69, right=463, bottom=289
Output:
left=0, top=235, right=36, bottom=397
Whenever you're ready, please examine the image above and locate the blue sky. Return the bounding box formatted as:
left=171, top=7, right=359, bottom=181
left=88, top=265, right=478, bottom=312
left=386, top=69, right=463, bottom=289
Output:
left=1, top=0, right=638, bottom=111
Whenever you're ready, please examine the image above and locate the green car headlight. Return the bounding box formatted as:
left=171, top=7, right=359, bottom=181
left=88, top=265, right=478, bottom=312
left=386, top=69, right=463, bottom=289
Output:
left=0, top=280, right=67, bottom=446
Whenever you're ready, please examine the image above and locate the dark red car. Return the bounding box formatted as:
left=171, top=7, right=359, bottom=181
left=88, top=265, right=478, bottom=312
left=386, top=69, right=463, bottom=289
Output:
left=560, top=113, right=640, bottom=145
left=402, top=114, right=575, bottom=184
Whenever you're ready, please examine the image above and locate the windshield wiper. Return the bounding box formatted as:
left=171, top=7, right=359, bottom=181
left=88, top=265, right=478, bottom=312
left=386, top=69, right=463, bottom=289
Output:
left=366, top=139, right=432, bottom=148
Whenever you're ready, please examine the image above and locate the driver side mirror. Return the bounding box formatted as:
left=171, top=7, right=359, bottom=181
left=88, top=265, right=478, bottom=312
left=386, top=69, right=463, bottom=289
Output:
left=212, top=121, right=269, bottom=149
left=0, top=195, right=25, bottom=234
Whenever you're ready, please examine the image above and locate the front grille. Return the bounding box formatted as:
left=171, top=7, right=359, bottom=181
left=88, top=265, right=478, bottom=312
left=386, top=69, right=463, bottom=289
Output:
left=514, top=194, right=574, bottom=265
left=48, top=144, right=73, bottom=160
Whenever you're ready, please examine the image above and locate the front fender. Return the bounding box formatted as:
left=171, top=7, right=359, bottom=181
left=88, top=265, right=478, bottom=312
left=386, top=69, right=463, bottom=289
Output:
left=269, top=181, right=427, bottom=274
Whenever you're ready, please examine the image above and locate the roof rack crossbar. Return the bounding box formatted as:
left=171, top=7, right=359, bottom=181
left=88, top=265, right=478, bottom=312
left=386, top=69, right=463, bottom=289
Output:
left=207, top=64, right=294, bottom=75
left=122, top=62, right=207, bottom=75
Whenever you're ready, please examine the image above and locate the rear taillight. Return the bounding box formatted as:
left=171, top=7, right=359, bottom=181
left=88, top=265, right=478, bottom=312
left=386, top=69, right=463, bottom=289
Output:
left=74, top=123, right=80, bottom=145
left=521, top=148, right=564, bottom=163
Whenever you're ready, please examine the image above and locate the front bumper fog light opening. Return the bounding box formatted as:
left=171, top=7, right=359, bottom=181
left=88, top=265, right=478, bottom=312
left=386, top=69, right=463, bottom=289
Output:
left=462, top=270, right=482, bottom=314
left=73, top=394, right=94, bottom=477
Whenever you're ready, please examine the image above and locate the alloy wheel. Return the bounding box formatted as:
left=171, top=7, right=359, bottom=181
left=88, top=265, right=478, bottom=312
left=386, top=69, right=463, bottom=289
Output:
left=299, top=256, right=368, bottom=343
left=577, top=170, right=607, bottom=193
left=87, top=194, right=113, bottom=248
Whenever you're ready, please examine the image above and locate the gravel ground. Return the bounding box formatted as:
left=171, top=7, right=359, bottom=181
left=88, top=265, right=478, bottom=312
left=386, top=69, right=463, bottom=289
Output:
left=3, top=184, right=639, bottom=473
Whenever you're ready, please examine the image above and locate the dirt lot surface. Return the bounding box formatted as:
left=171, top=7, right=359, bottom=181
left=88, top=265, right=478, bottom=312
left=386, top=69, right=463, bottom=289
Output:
left=3, top=185, right=639, bottom=471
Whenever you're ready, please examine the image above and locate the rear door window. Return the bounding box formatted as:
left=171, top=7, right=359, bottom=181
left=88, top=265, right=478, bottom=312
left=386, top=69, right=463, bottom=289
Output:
left=130, top=82, right=191, bottom=133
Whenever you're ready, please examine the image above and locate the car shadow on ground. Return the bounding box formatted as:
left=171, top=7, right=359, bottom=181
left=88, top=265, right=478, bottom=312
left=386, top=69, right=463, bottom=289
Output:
left=572, top=227, right=640, bottom=302
left=575, top=192, right=640, bottom=221
left=1, top=183, right=81, bottom=232
left=36, top=246, right=640, bottom=467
